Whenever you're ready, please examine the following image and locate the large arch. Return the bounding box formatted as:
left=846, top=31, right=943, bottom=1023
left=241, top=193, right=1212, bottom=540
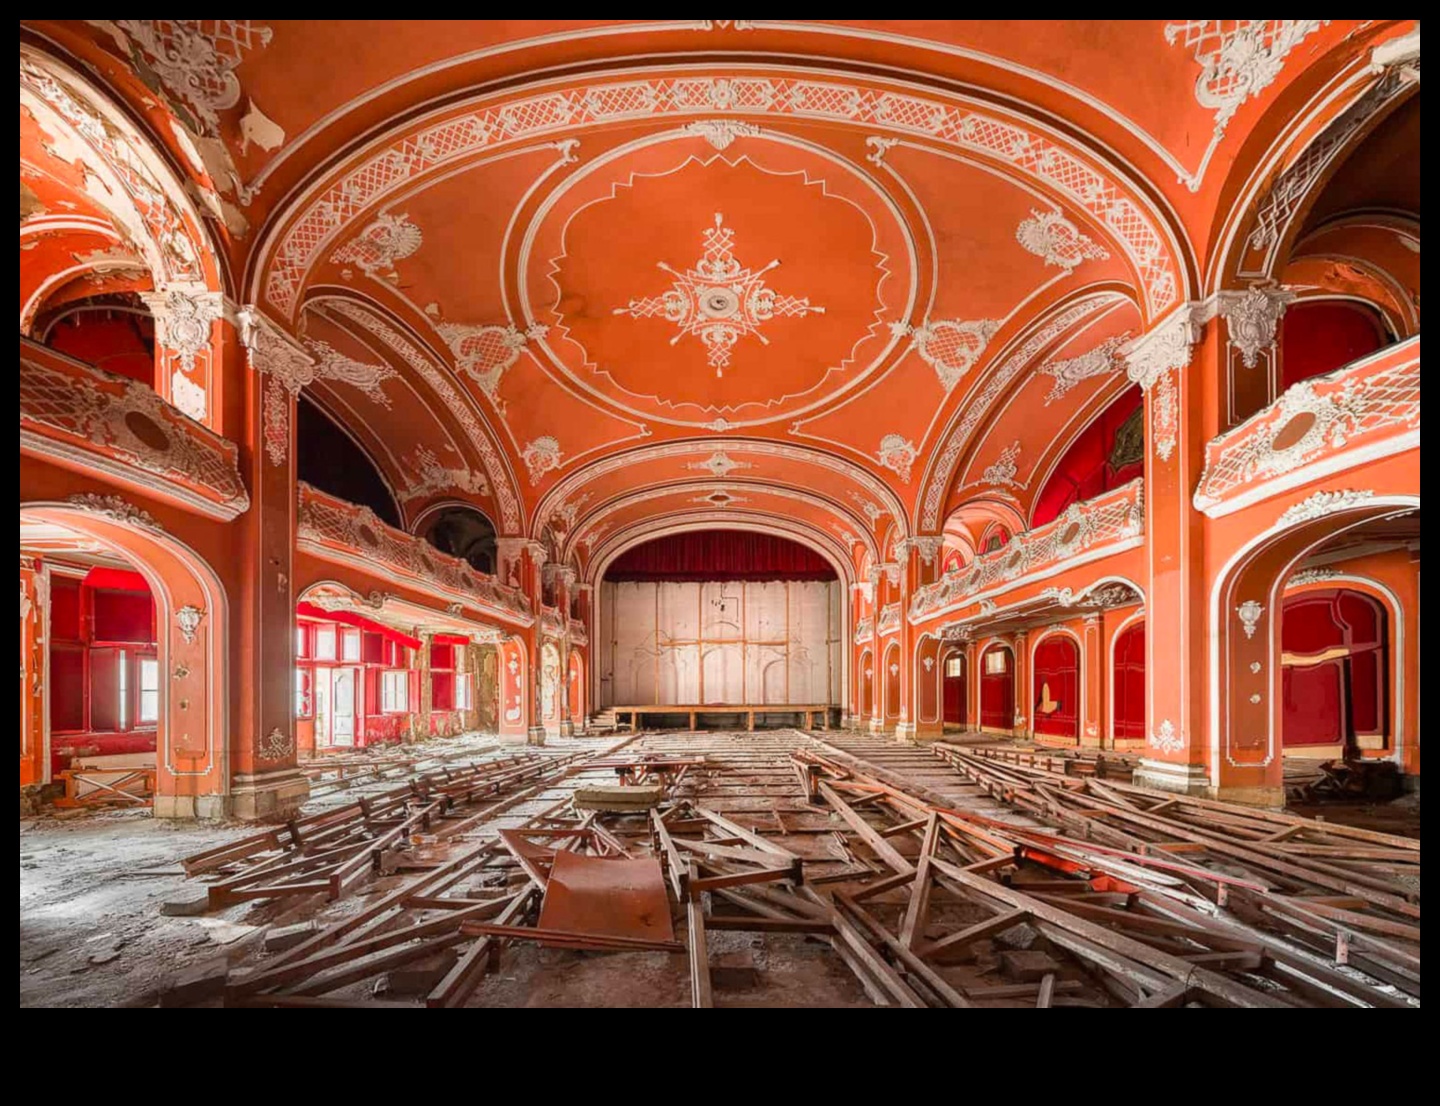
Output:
left=20, top=501, right=229, bottom=817
left=1208, top=494, right=1419, bottom=802
left=978, top=639, right=1015, bottom=734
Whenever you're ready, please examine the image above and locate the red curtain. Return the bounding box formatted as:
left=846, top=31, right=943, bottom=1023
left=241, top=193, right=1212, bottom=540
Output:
left=83, top=567, right=149, bottom=593
left=1112, top=622, right=1145, bottom=742
left=606, top=530, right=835, bottom=582
left=296, top=602, right=423, bottom=650
left=1032, top=636, right=1079, bottom=739
left=1032, top=386, right=1144, bottom=527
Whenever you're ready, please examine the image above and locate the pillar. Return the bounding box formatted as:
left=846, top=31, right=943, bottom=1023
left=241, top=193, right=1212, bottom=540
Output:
left=902, top=536, right=945, bottom=741
left=227, top=308, right=311, bottom=819
left=1081, top=613, right=1103, bottom=748
left=1012, top=631, right=1029, bottom=739
left=1124, top=307, right=1212, bottom=795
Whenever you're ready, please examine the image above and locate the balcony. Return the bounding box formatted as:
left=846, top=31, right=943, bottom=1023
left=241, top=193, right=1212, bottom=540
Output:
left=296, top=483, right=532, bottom=624
left=568, top=617, right=588, bottom=646
left=910, top=478, right=1144, bottom=621
left=540, top=605, right=566, bottom=639
left=1195, top=336, right=1419, bottom=517
left=20, top=338, right=249, bottom=520
left=852, top=616, right=873, bottom=645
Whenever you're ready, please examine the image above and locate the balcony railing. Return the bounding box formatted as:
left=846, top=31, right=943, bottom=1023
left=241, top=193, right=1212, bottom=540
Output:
left=297, top=482, right=532, bottom=623
left=540, top=605, right=566, bottom=639
left=910, top=478, right=1144, bottom=621
left=1195, top=336, right=1419, bottom=517
left=568, top=617, right=588, bottom=646
left=20, top=338, right=249, bottom=520
left=852, top=616, right=873, bottom=645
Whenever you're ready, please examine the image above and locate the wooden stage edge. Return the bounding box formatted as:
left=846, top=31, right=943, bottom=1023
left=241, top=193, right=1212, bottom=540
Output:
left=609, top=704, right=838, bottom=732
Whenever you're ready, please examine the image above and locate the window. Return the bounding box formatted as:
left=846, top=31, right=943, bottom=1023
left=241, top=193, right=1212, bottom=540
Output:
left=455, top=672, right=472, bottom=710
left=381, top=670, right=408, bottom=712
left=984, top=649, right=1009, bottom=676
left=341, top=628, right=361, bottom=662
left=295, top=667, right=313, bottom=718
left=296, top=624, right=309, bottom=657
left=138, top=657, right=159, bottom=724
left=117, top=649, right=129, bottom=730
left=944, top=655, right=963, bottom=678
left=315, top=625, right=337, bottom=660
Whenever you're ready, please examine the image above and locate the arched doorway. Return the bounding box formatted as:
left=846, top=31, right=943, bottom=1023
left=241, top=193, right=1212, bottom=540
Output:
left=20, top=503, right=227, bottom=818
left=859, top=648, right=874, bottom=721
left=1111, top=619, right=1146, bottom=745
left=882, top=642, right=901, bottom=728
left=1281, top=589, right=1388, bottom=758
left=979, top=643, right=1014, bottom=733
left=1211, top=498, right=1417, bottom=802
left=1032, top=632, right=1080, bottom=741
left=942, top=649, right=966, bottom=728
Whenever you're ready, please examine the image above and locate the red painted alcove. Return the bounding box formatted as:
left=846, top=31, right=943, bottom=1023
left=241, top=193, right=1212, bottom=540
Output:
left=1032, top=635, right=1079, bottom=739
left=1031, top=385, right=1143, bottom=528
left=45, top=310, right=155, bottom=384
left=942, top=652, right=966, bottom=725
left=1282, top=589, right=1386, bottom=747
left=1279, top=301, right=1387, bottom=391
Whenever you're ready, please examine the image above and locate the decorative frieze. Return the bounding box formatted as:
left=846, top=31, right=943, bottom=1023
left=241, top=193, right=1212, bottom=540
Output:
left=1194, top=338, right=1419, bottom=516
left=1278, top=489, right=1375, bottom=527
left=297, top=483, right=532, bottom=623
left=66, top=493, right=163, bottom=531
left=852, top=616, right=874, bottom=645
left=892, top=317, right=999, bottom=392
left=910, top=479, right=1144, bottom=621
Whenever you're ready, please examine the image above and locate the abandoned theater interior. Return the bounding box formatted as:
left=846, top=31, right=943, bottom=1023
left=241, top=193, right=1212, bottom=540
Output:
left=18, top=19, right=1420, bottom=1009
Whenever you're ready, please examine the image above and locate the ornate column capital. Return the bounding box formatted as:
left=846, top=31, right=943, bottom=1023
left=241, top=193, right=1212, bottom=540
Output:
left=1217, top=284, right=1296, bottom=369
left=1123, top=304, right=1205, bottom=392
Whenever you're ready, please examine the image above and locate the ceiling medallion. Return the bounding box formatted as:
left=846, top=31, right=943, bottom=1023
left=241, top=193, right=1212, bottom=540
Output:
left=612, top=212, right=824, bottom=378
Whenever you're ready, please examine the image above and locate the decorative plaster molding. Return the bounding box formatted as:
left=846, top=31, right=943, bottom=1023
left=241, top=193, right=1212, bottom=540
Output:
left=303, top=339, right=398, bottom=407
left=1124, top=307, right=1204, bottom=463
left=687, top=451, right=751, bottom=479
left=891, top=317, right=999, bottom=392
left=175, top=605, right=205, bottom=644
left=66, top=493, right=163, bottom=531
left=1218, top=285, right=1295, bottom=368
left=1015, top=209, right=1109, bottom=270
left=681, top=119, right=762, bottom=150
left=877, top=434, right=918, bottom=483
left=257, top=726, right=295, bottom=760
left=1148, top=718, right=1183, bottom=754
left=981, top=440, right=1023, bottom=489
left=331, top=211, right=423, bottom=280
left=612, top=212, right=824, bottom=377
left=1235, top=599, right=1265, bottom=640
left=1287, top=567, right=1341, bottom=587
left=1278, top=489, right=1375, bottom=527
left=1040, top=333, right=1131, bottom=404
left=522, top=437, right=564, bottom=485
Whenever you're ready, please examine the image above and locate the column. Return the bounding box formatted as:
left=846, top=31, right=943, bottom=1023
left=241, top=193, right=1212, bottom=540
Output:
left=523, top=541, right=548, bottom=746
left=1124, top=307, right=1212, bottom=794
left=548, top=564, right=577, bottom=737
left=964, top=639, right=979, bottom=732
left=866, top=565, right=884, bottom=734
left=1012, top=631, right=1029, bottom=739
left=902, top=536, right=946, bottom=741
left=228, top=308, right=312, bottom=819
left=142, top=288, right=226, bottom=430
left=1082, top=613, right=1103, bottom=748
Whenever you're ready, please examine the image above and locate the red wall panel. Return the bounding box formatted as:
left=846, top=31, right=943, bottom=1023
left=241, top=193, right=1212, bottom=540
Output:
left=1032, top=386, right=1144, bottom=527
left=1112, top=622, right=1145, bottom=742
left=1280, top=301, right=1387, bottom=390
left=980, top=645, right=1014, bottom=730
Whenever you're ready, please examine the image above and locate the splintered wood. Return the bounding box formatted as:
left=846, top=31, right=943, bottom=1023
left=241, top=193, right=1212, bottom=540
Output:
left=172, top=730, right=1418, bottom=1008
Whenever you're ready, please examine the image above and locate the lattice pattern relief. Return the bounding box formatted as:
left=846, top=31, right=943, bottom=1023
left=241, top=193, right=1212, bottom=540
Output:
left=1194, top=342, right=1419, bottom=509
left=21, top=352, right=247, bottom=509
left=297, top=483, right=531, bottom=620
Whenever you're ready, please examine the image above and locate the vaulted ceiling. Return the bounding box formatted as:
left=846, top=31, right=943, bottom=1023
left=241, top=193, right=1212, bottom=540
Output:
left=20, top=19, right=1413, bottom=579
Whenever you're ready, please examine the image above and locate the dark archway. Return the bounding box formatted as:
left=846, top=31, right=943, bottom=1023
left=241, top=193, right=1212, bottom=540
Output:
left=296, top=395, right=401, bottom=527
left=419, top=505, right=497, bottom=575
